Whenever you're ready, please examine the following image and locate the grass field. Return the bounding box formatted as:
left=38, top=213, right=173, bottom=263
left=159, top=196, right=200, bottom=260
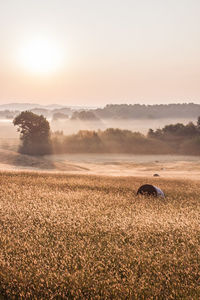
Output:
left=0, top=171, right=199, bottom=299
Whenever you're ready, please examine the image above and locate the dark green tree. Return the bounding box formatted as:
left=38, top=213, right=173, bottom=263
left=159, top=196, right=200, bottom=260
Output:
left=13, top=111, right=52, bottom=155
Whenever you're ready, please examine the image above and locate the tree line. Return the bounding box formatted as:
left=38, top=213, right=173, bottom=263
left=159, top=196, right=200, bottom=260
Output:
left=13, top=111, right=200, bottom=156
left=93, top=103, right=200, bottom=119
left=3, top=102, right=200, bottom=121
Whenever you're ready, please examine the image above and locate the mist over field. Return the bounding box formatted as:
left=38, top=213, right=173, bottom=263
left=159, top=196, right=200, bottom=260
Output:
left=50, top=117, right=197, bottom=135
left=0, top=113, right=199, bottom=177
left=0, top=116, right=197, bottom=163
left=0, top=117, right=196, bottom=139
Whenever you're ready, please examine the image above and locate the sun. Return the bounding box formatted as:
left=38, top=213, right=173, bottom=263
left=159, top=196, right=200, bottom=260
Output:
left=18, top=38, right=63, bottom=75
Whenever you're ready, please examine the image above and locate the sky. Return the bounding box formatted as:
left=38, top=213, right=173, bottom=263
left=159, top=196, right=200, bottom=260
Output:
left=0, top=0, right=200, bottom=106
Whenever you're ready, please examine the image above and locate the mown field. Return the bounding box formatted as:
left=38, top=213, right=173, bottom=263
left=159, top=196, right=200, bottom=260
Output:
left=0, top=172, right=199, bottom=299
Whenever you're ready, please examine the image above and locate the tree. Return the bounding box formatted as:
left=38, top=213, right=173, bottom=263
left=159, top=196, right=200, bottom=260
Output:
left=13, top=111, right=52, bottom=155
left=197, top=116, right=200, bottom=130
left=71, top=110, right=99, bottom=121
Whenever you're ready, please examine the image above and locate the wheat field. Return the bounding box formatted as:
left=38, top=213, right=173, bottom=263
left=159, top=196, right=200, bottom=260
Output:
left=0, top=171, right=199, bottom=299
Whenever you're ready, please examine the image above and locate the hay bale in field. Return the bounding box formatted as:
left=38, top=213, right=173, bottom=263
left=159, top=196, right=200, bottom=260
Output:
left=153, top=173, right=160, bottom=177
left=137, top=184, right=165, bottom=198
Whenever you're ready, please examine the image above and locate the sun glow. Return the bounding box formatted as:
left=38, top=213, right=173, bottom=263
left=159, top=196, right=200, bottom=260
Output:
left=18, top=38, right=63, bottom=75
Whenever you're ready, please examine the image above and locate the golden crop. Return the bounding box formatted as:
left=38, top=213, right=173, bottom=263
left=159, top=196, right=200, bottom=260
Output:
left=0, top=171, right=199, bottom=299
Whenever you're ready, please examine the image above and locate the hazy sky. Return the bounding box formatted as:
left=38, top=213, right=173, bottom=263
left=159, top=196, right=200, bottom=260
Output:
left=0, top=0, right=200, bottom=106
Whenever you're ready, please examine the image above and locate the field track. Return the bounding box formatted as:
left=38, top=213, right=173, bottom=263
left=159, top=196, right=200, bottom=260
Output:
left=0, top=171, right=199, bottom=299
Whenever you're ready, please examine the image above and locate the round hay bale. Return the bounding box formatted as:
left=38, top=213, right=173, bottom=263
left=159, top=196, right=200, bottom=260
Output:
left=153, top=173, right=160, bottom=177
left=137, top=184, right=165, bottom=198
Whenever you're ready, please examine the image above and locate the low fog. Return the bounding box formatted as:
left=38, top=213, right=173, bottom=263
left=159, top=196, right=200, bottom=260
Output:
left=0, top=117, right=196, bottom=139
left=0, top=116, right=200, bottom=177
left=0, top=117, right=196, bottom=155
left=50, top=117, right=196, bottom=135
left=0, top=118, right=196, bottom=140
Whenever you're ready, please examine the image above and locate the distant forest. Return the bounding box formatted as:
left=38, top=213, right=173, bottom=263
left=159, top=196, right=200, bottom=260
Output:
left=1, top=103, right=200, bottom=120
left=93, top=103, right=200, bottom=119
left=51, top=117, right=200, bottom=155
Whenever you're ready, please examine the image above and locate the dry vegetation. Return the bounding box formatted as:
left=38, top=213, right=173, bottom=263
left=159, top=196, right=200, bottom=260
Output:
left=0, top=172, right=199, bottom=299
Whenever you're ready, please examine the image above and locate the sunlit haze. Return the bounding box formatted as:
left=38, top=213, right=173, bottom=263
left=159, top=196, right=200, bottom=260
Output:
left=0, top=0, right=200, bottom=106
left=18, top=37, right=63, bottom=75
